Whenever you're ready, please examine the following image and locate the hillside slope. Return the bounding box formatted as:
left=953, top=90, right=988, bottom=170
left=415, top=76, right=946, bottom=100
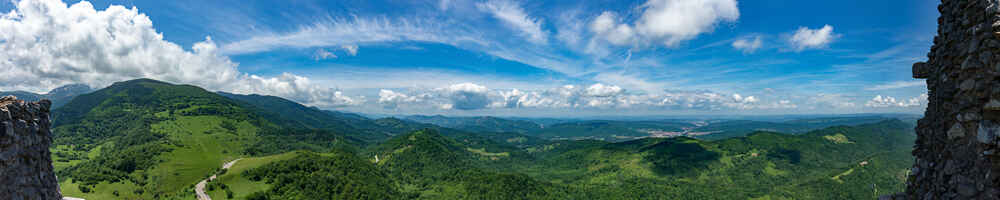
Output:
left=49, top=79, right=357, bottom=199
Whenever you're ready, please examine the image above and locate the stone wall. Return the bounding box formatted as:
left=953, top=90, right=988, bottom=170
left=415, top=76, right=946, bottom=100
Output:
left=0, top=96, right=62, bottom=199
left=905, top=0, right=1000, bottom=199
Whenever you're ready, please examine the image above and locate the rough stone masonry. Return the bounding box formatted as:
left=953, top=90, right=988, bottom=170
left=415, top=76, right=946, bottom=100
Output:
left=0, top=96, right=62, bottom=199
left=904, top=0, right=1000, bottom=199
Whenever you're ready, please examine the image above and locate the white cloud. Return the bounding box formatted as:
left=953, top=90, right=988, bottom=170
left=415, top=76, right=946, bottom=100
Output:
left=585, top=0, right=739, bottom=49
left=377, top=89, right=430, bottom=109
left=585, top=83, right=624, bottom=97
left=476, top=0, right=547, bottom=44
left=439, top=83, right=491, bottom=110
left=635, top=0, right=740, bottom=46
left=588, top=12, right=637, bottom=46
left=789, top=24, right=837, bottom=51
left=658, top=90, right=759, bottom=110
left=864, top=94, right=926, bottom=108
left=373, top=82, right=790, bottom=111
left=0, top=0, right=359, bottom=107
left=239, top=73, right=362, bottom=107
left=865, top=80, right=925, bottom=91
left=341, top=44, right=359, bottom=56
left=554, top=10, right=585, bottom=47
left=313, top=49, right=337, bottom=60
left=731, top=35, right=762, bottom=53
left=219, top=16, right=488, bottom=55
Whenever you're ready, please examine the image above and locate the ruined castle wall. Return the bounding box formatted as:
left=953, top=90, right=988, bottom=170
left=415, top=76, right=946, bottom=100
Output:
left=906, top=0, right=1000, bottom=199
left=0, top=96, right=62, bottom=200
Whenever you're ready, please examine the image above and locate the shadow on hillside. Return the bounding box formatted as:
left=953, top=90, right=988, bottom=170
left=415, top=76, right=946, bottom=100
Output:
left=642, top=140, right=720, bottom=176
left=767, top=148, right=802, bottom=164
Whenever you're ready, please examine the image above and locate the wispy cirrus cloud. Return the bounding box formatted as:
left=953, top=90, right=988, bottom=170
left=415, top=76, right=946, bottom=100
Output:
left=219, top=16, right=489, bottom=56
left=476, top=0, right=548, bottom=44
left=865, top=80, right=925, bottom=91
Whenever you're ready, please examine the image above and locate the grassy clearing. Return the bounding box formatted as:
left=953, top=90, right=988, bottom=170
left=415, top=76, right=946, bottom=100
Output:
left=467, top=147, right=510, bottom=157
left=823, top=133, right=854, bottom=144
left=59, top=178, right=143, bottom=200
left=208, top=151, right=301, bottom=199
left=763, top=161, right=788, bottom=176
left=147, top=115, right=258, bottom=195
left=51, top=142, right=107, bottom=171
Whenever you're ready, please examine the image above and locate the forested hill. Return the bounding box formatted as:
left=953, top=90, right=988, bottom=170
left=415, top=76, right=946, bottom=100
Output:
left=49, top=79, right=373, bottom=199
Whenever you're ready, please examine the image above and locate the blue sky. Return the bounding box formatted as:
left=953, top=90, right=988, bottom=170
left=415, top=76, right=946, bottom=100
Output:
left=0, top=0, right=938, bottom=117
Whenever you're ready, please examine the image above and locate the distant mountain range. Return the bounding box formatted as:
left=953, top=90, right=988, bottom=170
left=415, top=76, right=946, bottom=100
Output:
left=399, top=114, right=917, bottom=142
left=402, top=115, right=543, bottom=133
left=1, top=84, right=92, bottom=108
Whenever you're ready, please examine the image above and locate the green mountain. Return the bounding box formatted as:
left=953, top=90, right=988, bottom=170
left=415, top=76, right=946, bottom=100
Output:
left=367, top=129, right=566, bottom=199
left=49, top=79, right=358, bottom=199
left=217, top=92, right=391, bottom=143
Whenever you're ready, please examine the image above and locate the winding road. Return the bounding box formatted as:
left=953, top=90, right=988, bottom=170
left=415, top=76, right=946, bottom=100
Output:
left=195, top=158, right=241, bottom=200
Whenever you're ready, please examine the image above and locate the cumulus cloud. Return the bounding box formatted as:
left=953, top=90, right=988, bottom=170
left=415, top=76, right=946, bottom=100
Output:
left=500, top=86, right=767, bottom=110
left=658, top=90, right=760, bottom=110
left=237, top=73, right=362, bottom=107
left=0, top=0, right=359, bottom=107
left=585, top=83, right=624, bottom=97
left=313, top=49, right=337, bottom=60
left=588, top=11, right=636, bottom=46
left=439, top=83, right=491, bottom=110
left=865, top=80, right=925, bottom=91
left=378, top=89, right=430, bottom=109
left=588, top=0, right=739, bottom=48
left=374, top=83, right=787, bottom=112
left=635, top=0, right=740, bottom=46
left=341, top=44, right=359, bottom=56
left=864, top=94, right=926, bottom=108
left=731, top=36, right=762, bottom=53
left=477, top=0, right=547, bottom=44
left=789, top=24, right=837, bottom=51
